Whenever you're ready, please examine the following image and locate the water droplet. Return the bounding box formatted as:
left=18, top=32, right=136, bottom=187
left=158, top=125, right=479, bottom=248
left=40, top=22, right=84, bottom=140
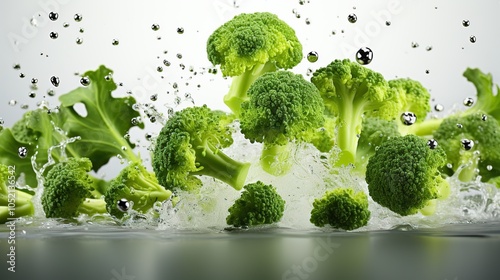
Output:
left=104, top=75, right=112, bottom=81
left=462, top=20, right=470, bottom=27
left=13, top=63, right=21, bottom=70
left=111, top=39, right=119, bottom=46
left=30, top=17, right=38, bottom=27
left=48, top=12, right=58, bottom=21
left=425, top=69, right=430, bottom=74
left=461, top=139, right=474, bottom=150
left=481, top=114, right=487, bottom=121
left=179, top=64, right=185, bottom=70
left=434, top=104, right=444, bottom=112
left=307, top=51, right=319, bottom=63
left=76, top=37, right=83, bottom=44
left=176, top=53, right=183, bottom=59
left=80, top=77, right=90, bottom=86
left=74, top=13, right=83, bottom=22
left=18, top=147, right=28, bottom=158
left=157, top=66, right=163, bottom=72
left=50, top=76, right=60, bottom=87
left=63, top=22, right=70, bottom=28
left=306, top=68, right=313, bottom=76
left=411, top=42, right=419, bottom=48
left=145, top=132, right=153, bottom=141
left=28, top=92, right=36, bottom=98
left=163, top=59, right=171, bottom=67
left=305, top=18, right=311, bottom=25
left=121, top=146, right=127, bottom=151
left=355, top=47, right=373, bottom=65
left=172, top=82, right=178, bottom=89
left=124, top=133, right=130, bottom=140
left=347, top=14, right=357, bottom=23
left=470, top=36, right=476, bottom=43
left=457, top=123, right=463, bottom=129
left=31, top=78, right=38, bottom=84
left=463, top=97, right=474, bottom=107
left=47, top=89, right=56, bottom=96
left=447, top=163, right=453, bottom=169
left=151, top=23, right=160, bottom=31
left=177, top=27, right=184, bottom=34
left=0, top=118, right=4, bottom=126
left=131, top=117, right=141, bottom=126
left=427, top=139, right=438, bottom=149
left=149, top=116, right=157, bottom=123
left=150, top=94, right=158, bottom=101
left=299, top=0, right=305, bottom=4
left=385, top=21, right=391, bottom=26
left=117, top=198, right=130, bottom=212
left=426, top=46, right=433, bottom=51
left=400, top=112, right=417, bottom=126
left=8, top=100, right=17, bottom=106
left=19, top=73, right=25, bottom=78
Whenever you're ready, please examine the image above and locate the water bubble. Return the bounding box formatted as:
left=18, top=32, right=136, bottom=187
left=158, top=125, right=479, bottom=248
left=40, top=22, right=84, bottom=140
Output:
left=157, top=66, right=163, bottom=72
left=18, top=147, right=28, bottom=158
left=427, top=139, right=438, bottom=149
left=426, top=46, right=433, bottom=51
left=306, top=68, right=313, bottom=76
left=74, top=13, right=83, bottom=22
left=461, top=139, right=474, bottom=150
left=163, top=60, right=171, bottom=67
left=299, top=0, right=305, bottom=4
left=177, top=27, right=184, bottom=34
left=307, top=51, right=319, bottom=63
left=104, top=74, right=112, bottom=81
left=462, top=20, right=470, bottom=27
left=434, top=104, right=444, bottom=112
left=347, top=14, right=357, bottom=23
left=19, top=73, right=25, bottom=78
left=400, top=112, right=417, bottom=126
left=48, top=12, right=59, bottom=21
left=131, top=117, right=141, bottom=126
left=8, top=100, right=17, bottom=106
left=463, top=97, right=474, bottom=107
left=149, top=116, right=157, bottom=123
left=411, top=42, right=419, bottom=48
left=79, top=28, right=84, bottom=33
left=63, top=22, right=69, bottom=28
left=425, top=69, right=430, bottom=74
left=179, top=64, right=185, bottom=70
left=28, top=92, right=36, bottom=98
left=124, top=133, right=130, bottom=140
left=355, top=47, right=373, bottom=65
left=176, top=53, right=183, bottom=59
left=469, top=36, right=476, bottom=43
left=487, top=165, right=493, bottom=171
left=50, top=76, right=60, bottom=87
left=121, top=146, right=127, bottom=151
left=76, top=37, right=83, bottom=44
left=151, top=23, right=160, bottom=31
left=47, top=89, right=56, bottom=96
left=305, top=18, right=310, bottom=24
left=456, top=123, right=463, bottom=129
left=80, top=77, right=90, bottom=86
left=117, top=198, right=130, bottom=212
left=30, top=17, right=38, bottom=27
left=112, top=39, right=119, bottom=46
left=447, top=163, right=453, bottom=169
left=145, top=132, right=153, bottom=141
left=481, top=114, right=488, bottom=121
left=172, top=82, right=178, bottom=89
left=385, top=21, right=391, bottom=26
left=13, top=63, right=21, bottom=70
left=0, top=118, right=3, bottom=125
left=150, top=94, right=158, bottom=101
left=20, top=104, right=29, bottom=110
left=31, top=78, right=38, bottom=84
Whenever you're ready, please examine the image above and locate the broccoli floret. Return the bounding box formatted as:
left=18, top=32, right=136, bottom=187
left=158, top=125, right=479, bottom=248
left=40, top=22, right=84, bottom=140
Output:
left=0, top=164, right=34, bottom=224
left=239, top=71, right=326, bottom=175
left=433, top=112, right=500, bottom=182
left=207, top=12, right=303, bottom=115
left=311, top=59, right=395, bottom=167
left=226, top=181, right=285, bottom=227
left=310, top=188, right=370, bottom=230
left=41, top=158, right=107, bottom=219
left=355, top=117, right=401, bottom=173
left=105, top=161, right=172, bottom=218
left=153, top=105, right=251, bottom=192
left=366, top=135, right=450, bottom=216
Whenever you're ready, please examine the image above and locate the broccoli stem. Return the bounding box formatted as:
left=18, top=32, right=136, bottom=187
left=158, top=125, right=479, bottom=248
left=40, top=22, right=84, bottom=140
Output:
left=192, top=142, right=250, bottom=190
left=77, top=198, right=107, bottom=216
left=0, top=199, right=34, bottom=224
left=405, top=118, right=443, bottom=137
left=224, top=62, right=277, bottom=116
left=260, top=143, right=293, bottom=176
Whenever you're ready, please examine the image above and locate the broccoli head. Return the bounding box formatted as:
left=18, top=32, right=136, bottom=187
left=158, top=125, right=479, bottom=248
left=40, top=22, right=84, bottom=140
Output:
left=239, top=71, right=326, bottom=175
left=310, top=188, right=370, bottom=230
left=207, top=12, right=303, bottom=115
left=433, top=112, right=500, bottom=182
left=153, top=105, right=251, bottom=192
left=366, top=134, right=449, bottom=216
left=105, top=161, right=172, bottom=218
left=226, top=181, right=285, bottom=227
left=0, top=164, right=34, bottom=223
left=41, top=157, right=107, bottom=219
left=311, top=59, right=394, bottom=167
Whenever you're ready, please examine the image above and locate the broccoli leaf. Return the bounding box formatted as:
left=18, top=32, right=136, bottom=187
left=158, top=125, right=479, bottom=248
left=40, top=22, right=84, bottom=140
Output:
left=0, top=129, right=37, bottom=187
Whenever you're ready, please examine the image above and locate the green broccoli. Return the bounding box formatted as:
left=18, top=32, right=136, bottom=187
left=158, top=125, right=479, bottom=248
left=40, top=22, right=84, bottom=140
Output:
left=355, top=117, right=401, bottom=173
left=104, top=162, right=172, bottom=218
left=41, top=157, right=107, bottom=219
left=365, top=134, right=450, bottom=216
left=310, top=188, right=370, bottom=230
left=153, top=105, right=251, bottom=192
left=0, top=164, right=34, bottom=224
left=311, top=59, right=395, bottom=167
left=207, top=12, right=303, bottom=116
left=239, top=71, right=326, bottom=175
left=433, top=112, right=500, bottom=182
left=226, top=181, right=285, bottom=227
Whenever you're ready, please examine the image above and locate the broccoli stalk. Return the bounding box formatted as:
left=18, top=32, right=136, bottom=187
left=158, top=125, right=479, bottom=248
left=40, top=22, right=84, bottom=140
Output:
left=0, top=164, right=34, bottom=223
left=311, top=59, right=395, bottom=167
left=207, top=12, right=303, bottom=116
left=240, top=71, right=326, bottom=176
left=41, top=157, right=107, bottom=219
left=153, top=105, right=251, bottom=192
left=105, top=162, right=172, bottom=218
